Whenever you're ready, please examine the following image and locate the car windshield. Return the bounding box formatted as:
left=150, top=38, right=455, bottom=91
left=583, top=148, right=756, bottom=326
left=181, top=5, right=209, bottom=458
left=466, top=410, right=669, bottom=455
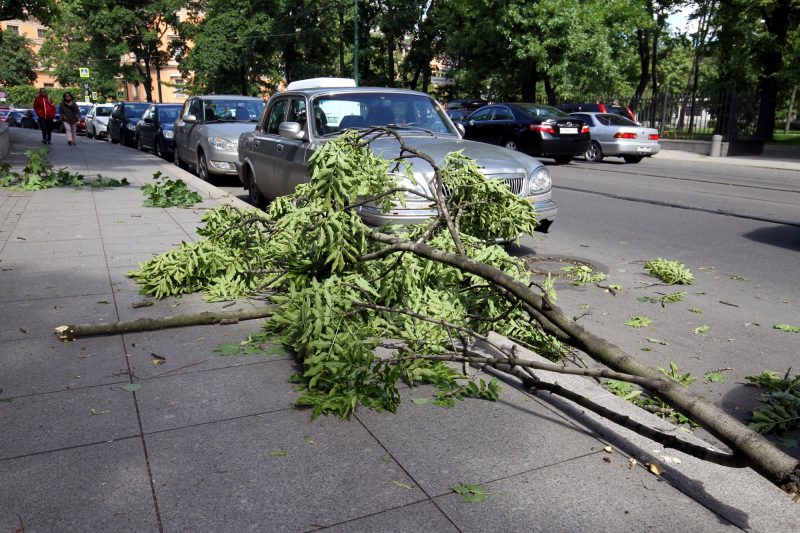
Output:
left=202, top=99, right=264, bottom=122
left=79, top=106, right=91, bottom=114
left=158, top=106, right=180, bottom=123
left=516, top=104, right=570, bottom=119
left=311, top=92, right=455, bottom=136
left=95, top=106, right=112, bottom=117
left=125, top=103, right=150, bottom=118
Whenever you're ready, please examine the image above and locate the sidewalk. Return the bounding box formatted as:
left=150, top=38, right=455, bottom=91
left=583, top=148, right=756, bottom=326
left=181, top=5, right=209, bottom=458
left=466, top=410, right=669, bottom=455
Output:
left=654, top=148, right=800, bottom=172
left=1, top=127, right=799, bottom=532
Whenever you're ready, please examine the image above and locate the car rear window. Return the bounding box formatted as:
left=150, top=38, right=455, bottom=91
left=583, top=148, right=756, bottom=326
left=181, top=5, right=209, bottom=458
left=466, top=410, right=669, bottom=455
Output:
left=602, top=113, right=638, bottom=127
left=125, top=103, right=150, bottom=117
left=517, top=104, right=570, bottom=119
left=95, top=107, right=112, bottom=117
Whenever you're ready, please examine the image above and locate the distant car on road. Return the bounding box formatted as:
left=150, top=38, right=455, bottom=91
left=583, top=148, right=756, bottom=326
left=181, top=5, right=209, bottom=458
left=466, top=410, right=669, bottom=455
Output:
left=237, top=78, right=557, bottom=231
left=7, top=109, right=27, bottom=127
left=462, top=103, right=590, bottom=164
left=173, top=95, right=264, bottom=182
left=85, top=104, right=114, bottom=139
left=569, top=111, right=660, bottom=163
left=108, top=102, right=150, bottom=146
left=136, top=103, right=182, bottom=159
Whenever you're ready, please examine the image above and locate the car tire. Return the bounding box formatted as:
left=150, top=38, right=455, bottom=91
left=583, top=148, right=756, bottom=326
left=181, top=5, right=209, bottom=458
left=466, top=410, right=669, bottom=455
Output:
left=87, top=127, right=94, bottom=139
left=197, top=151, right=210, bottom=182
left=585, top=141, right=603, bottom=162
left=136, top=135, right=144, bottom=152
left=174, top=145, right=187, bottom=170
left=535, top=219, right=553, bottom=233
left=246, top=170, right=268, bottom=209
left=553, top=155, right=573, bottom=165
left=155, top=138, right=163, bottom=159
left=623, top=155, right=643, bottom=164
left=110, top=130, right=119, bottom=144
left=503, top=140, right=518, bottom=151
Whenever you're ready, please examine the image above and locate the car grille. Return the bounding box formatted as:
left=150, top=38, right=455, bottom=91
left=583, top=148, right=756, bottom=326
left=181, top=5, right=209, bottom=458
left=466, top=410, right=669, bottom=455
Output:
left=438, top=173, right=526, bottom=198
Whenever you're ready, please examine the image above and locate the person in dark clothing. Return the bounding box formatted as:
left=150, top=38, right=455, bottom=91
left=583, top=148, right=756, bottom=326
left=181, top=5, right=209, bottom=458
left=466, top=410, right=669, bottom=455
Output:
left=59, top=92, right=81, bottom=146
left=33, top=88, right=57, bottom=144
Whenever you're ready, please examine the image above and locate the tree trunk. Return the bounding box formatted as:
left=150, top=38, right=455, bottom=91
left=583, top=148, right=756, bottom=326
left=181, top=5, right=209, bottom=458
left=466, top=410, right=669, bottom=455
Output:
left=631, top=28, right=650, bottom=111
left=543, top=75, right=557, bottom=106
left=140, top=55, right=154, bottom=103
left=785, top=85, right=798, bottom=134
left=520, top=66, right=538, bottom=102
left=385, top=29, right=395, bottom=87
left=338, top=6, right=346, bottom=77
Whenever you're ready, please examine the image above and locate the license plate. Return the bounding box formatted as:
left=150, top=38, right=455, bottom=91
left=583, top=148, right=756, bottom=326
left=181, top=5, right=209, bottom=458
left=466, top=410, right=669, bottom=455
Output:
left=560, top=127, right=578, bottom=134
left=637, top=146, right=652, bottom=153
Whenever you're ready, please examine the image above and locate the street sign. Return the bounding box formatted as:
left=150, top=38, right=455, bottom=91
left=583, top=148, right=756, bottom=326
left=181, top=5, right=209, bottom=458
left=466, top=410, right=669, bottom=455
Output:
left=91, top=91, right=98, bottom=100
left=79, top=67, right=90, bottom=78
left=117, top=90, right=125, bottom=99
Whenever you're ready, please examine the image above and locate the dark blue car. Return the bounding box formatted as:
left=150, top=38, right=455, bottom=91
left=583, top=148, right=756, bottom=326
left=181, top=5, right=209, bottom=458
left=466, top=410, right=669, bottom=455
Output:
left=135, top=103, right=181, bottom=159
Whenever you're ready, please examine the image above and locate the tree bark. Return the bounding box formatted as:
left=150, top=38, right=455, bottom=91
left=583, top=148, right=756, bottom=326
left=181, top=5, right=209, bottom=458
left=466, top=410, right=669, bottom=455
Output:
left=55, top=306, right=274, bottom=340
left=631, top=28, right=650, bottom=111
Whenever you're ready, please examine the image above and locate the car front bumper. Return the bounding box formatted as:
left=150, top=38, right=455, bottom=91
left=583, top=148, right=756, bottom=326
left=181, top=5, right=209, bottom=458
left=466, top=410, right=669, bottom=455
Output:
left=205, top=147, right=239, bottom=176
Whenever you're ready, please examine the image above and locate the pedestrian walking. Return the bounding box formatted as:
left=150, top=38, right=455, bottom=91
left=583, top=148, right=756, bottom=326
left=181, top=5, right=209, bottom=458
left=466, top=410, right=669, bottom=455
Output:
left=33, top=88, right=57, bottom=144
left=60, top=92, right=81, bottom=146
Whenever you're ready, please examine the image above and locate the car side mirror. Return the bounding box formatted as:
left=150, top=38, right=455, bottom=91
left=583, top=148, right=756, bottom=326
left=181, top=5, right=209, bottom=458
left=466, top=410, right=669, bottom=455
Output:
left=455, top=122, right=466, bottom=137
left=182, top=114, right=197, bottom=123
left=279, top=121, right=305, bottom=141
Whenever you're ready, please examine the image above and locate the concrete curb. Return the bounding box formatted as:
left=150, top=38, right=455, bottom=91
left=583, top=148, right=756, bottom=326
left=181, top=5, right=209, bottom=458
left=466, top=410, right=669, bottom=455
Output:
left=482, top=332, right=800, bottom=532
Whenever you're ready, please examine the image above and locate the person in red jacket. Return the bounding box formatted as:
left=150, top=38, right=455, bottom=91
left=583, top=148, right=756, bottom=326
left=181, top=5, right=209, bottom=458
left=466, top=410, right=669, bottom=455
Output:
left=33, top=88, right=57, bottom=144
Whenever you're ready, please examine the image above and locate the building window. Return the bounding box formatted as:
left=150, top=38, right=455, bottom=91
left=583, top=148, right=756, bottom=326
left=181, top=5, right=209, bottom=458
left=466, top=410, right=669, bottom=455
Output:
left=6, top=25, right=19, bottom=35
left=37, top=28, right=47, bottom=39
left=173, top=78, right=186, bottom=96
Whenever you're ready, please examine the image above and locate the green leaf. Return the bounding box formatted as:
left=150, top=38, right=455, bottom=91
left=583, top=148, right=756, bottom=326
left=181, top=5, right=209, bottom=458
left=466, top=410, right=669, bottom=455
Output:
left=626, top=316, right=652, bottom=328
left=216, top=343, right=241, bottom=356
left=689, top=307, right=702, bottom=314
left=90, top=408, right=110, bottom=415
left=644, top=258, right=694, bottom=285
left=646, top=337, right=668, bottom=345
left=411, top=398, right=429, bottom=405
left=304, top=435, right=315, bottom=445
left=269, top=448, right=287, bottom=457
left=774, top=324, right=800, bottom=333
left=452, top=482, right=488, bottom=503
left=778, top=436, right=799, bottom=449
left=392, top=480, right=413, bottom=489
left=118, top=383, right=141, bottom=392
left=693, top=325, right=710, bottom=334
left=704, top=372, right=727, bottom=383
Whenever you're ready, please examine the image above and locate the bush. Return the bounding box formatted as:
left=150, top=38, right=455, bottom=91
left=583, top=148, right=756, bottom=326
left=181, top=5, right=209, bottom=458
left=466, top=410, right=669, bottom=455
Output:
left=0, top=85, right=83, bottom=108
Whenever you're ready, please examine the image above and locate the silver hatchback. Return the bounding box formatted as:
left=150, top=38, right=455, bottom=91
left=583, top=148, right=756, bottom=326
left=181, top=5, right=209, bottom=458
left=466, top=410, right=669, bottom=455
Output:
left=174, top=95, right=265, bottom=181
left=237, top=80, right=557, bottom=231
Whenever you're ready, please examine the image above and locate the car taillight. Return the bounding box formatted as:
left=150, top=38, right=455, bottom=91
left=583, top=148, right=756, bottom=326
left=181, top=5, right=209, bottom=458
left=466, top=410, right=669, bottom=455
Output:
left=648, top=133, right=659, bottom=140
left=614, top=132, right=637, bottom=139
left=529, top=124, right=555, bottom=134
left=581, top=125, right=590, bottom=134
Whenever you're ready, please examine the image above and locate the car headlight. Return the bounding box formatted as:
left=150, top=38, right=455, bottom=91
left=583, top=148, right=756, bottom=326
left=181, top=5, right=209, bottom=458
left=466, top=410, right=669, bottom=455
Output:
left=208, top=136, right=236, bottom=151
left=529, top=166, right=551, bottom=194
left=163, top=129, right=174, bottom=139
left=126, top=123, right=136, bottom=131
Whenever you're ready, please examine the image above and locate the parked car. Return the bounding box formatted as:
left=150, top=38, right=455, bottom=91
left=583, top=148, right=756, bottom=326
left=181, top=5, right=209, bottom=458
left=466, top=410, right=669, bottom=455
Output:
left=557, top=102, right=636, bottom=122
left=108, top=102, right=150, bottom=146
left=462, top=103, right=590, bottom=164
left=77, top=104, right=91, bottom=134
left=85, top=104, right=114, bottom=139
left=20, top=109, right=39, bottom=129
left=136, top=103, right=181, bottom=159
left=174, top=95, right=264, bottom=181
left=237, top=79, right=557, bottom=232
left=446, top=108, right=471, bottom=122
left=0, top=109, right=10, bottom=123
left=569, top=111, right=661, bottom=163
left=7, top=109, right=27, bottom=127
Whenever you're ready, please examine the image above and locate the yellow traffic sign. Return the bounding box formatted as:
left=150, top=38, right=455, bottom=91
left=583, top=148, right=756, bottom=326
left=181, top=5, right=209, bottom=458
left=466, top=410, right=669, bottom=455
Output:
left=79, top=67, right=90, bottom=78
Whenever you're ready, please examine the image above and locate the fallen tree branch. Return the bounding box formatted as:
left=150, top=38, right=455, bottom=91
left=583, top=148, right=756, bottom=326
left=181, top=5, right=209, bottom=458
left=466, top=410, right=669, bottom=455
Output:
left=54, top=306, right=275, bottom=340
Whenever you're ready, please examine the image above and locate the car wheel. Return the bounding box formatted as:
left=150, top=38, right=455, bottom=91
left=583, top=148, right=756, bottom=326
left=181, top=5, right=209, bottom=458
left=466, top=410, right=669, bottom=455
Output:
left=87, top=127, right=94, bottom=139
left=174, top=145, right=187, bottom=169
left=503, top=140, right=518, bottom=151
left=535, top=219, right=553, bottom=233
left=247, top=170, right=268, bottom=209
left=585, top=141, right=603, bottom=162
left=136, top=135, right=144, bottom=152
left=623, top=155, right=643, bottom=164
left=553, top=155, right=573, bottom=165
left=197, top=151, right=210, bottom=182
left=110, top=130, right=119, bottom=144
left=155, top=138, right=163, bottom=159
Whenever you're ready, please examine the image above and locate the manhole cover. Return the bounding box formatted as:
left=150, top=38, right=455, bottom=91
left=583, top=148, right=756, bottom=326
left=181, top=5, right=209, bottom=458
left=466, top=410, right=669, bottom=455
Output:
left=524, top=256, right=602, bottom=279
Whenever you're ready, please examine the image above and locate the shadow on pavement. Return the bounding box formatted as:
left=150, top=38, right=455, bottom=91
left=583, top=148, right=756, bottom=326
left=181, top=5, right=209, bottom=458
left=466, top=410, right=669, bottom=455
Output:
left=742, top=224, right=800, bottom=252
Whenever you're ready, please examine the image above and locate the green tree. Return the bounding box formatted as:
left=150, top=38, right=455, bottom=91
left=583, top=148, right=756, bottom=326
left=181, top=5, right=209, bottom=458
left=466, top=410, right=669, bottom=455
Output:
left=0, top=30, right=37, bottom=86
left=0, top=0, right=56, bottom=25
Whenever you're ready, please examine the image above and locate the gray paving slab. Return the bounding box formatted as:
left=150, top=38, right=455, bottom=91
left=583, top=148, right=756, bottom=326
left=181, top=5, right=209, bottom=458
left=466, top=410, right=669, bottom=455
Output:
left=123, top=322, right=288, bottom=381
left=145, top=409, right=426, bottom=532
left=0, top=334, right=128, bottom=397
left=136, top=358, right=298, bottom=433
left=319, top=501, right=458, bottom=532
left=108, top=265, right=146, bottom=293
left=0, top=267, right=110, bottom=302
left=433, top=452, right=738, bottom=532
left=8, top=222, right=100, bottom=242
left=0, top=384, right=139, bottom=459
left=356, top=383, right=601, bottom=496
left=97, top=211, right=179, bottom=227
left=100, top=221, right=189, bottom=239
left=0, top=237, right=105, bottom=261
left=0, top=293, right=118, bottom=342
left=0, top=253, right=108, bottom=273
left=0, top=439, right=158, bottom=532
left=113, top=291, right=257, bottom=322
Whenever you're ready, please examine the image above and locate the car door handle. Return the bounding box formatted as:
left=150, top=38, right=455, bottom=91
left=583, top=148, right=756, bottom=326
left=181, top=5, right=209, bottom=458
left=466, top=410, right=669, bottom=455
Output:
left=276, top=144, right=284, bottom=153
left=254, top=140, right=260, bottom=148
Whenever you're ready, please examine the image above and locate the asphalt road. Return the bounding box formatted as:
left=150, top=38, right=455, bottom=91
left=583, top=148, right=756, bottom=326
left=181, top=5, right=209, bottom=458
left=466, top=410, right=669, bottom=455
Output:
left=216, top=153, right=800, bottom=454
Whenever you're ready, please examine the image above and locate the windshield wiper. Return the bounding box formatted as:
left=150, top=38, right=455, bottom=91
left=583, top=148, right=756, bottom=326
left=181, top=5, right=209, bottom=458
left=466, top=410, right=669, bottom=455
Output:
left=385, top=124, right=436, bottom=136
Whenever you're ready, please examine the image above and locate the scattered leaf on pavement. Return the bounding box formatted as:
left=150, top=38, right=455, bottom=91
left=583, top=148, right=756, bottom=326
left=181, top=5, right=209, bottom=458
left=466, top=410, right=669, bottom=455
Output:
left=151, top=353, right=166, bottom=366
left=269, top=448, right=287, bottom=457
left=90, top=408, right=109, bottom=416
left=689, top=307, right=702, bottom=314
left=392, top=481, right=413, bottom=489
left=304, top=435, right=315, bottom=445
left=216, top=343, right=240, bottom=356
left=774, top=324, right=800, bottom=333
left=693, top=325, right=710, bottom=334
left=704, top=372, right=727, bottom=383
left=626, top=316, right=652, bottom=328
left=452, top=482, right=488, bottom=503
left=118, top=383, right=141, bottom=392
left=647, top=462, right=664, bottom=476
left=647, top=337, right=669, bottom=345
left=411, top=398, right=429, bottom=405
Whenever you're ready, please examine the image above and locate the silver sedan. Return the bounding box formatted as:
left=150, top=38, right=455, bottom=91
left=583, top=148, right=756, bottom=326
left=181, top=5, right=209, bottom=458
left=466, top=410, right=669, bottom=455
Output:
left=570, top=112, right=661, bottom=163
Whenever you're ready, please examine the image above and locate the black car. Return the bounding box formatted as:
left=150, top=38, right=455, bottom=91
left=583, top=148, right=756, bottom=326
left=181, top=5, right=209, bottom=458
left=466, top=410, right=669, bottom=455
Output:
left=108, top=101, right=150, bottom=146
left=136, top=103, right=181, bottom=159
left=556, top=102, right=636, bottom=122
left=462, top=103, right=590, bottom=164
left=7, top=110, right=26, bottom=127
left=20, top=109, right=40, bottom=129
